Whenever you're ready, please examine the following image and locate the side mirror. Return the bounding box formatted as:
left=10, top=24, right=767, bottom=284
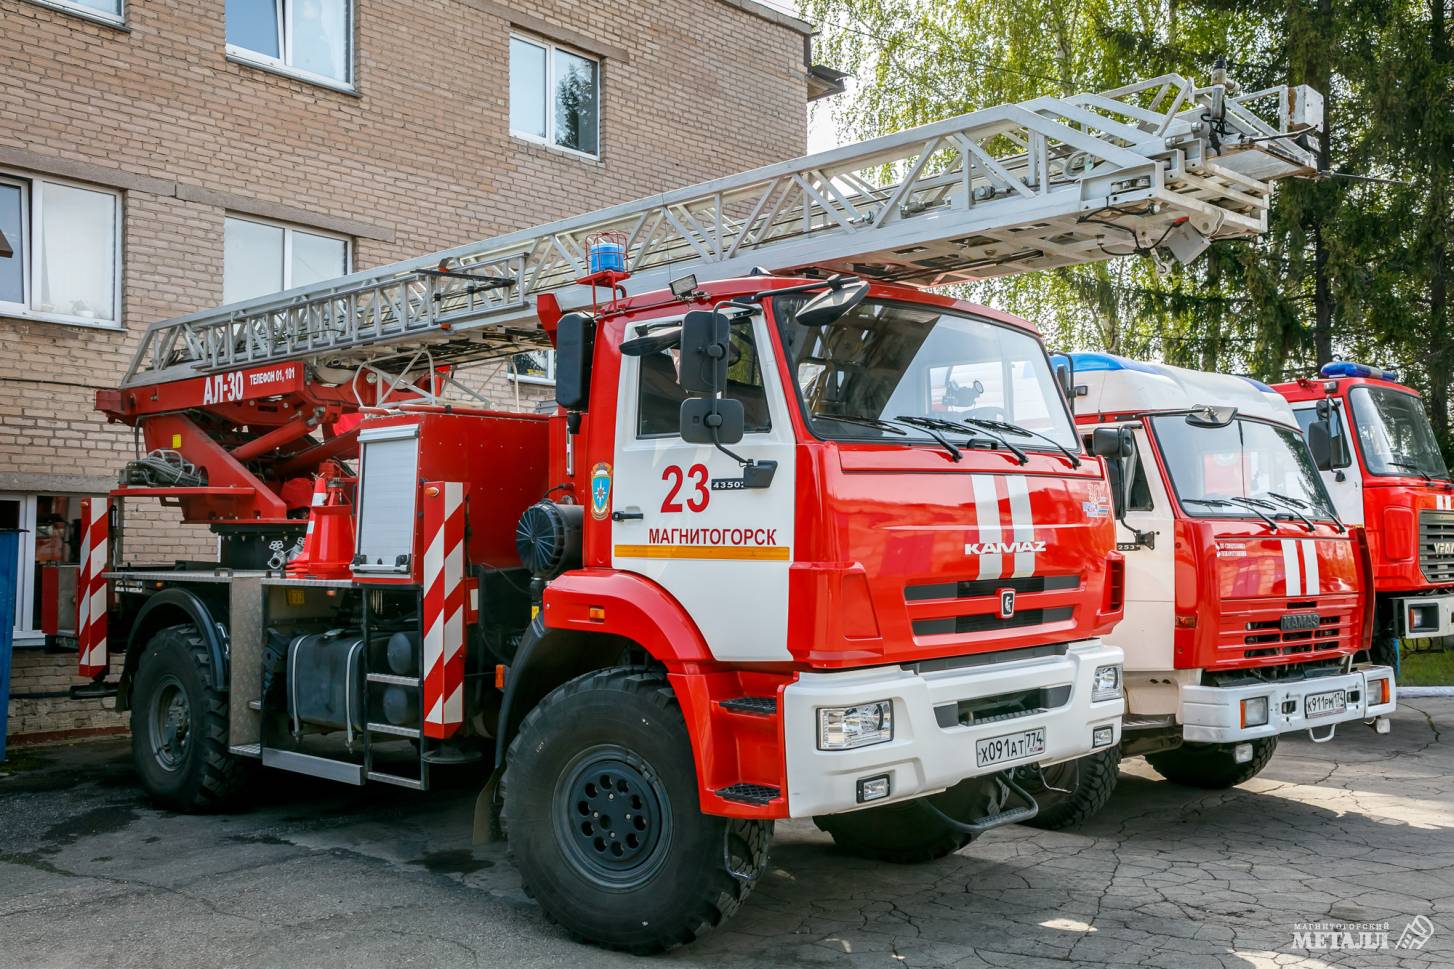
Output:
left=681, top=397, right=744, bottom=445
left=679, top=310, right=730, bottom=393
left=1091, top=426, right=1133, bottom=459
left=553, top=312, right=595, bottom=411
left=794, top=281, right=868, bottom=327
left=1049, top=353, right=1075, bottom=404
left=1306, top=419, right=1332, bottom=470
left=1091, top=426, right=1137, bottom=520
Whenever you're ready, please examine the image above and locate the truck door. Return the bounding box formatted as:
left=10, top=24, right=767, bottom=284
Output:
left=1292, top=403, right=1364, bottom=524
left=611, top=312, right=796, bottom=662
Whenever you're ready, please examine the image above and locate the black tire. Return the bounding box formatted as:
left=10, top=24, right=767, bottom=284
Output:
left=1018, top=747, right=1120, bottom=830
left=1145, top=736, right=1278, bottom=789
left=812, top=774, right=1007, bottom=864
left=130, top=624, right=250, bottom=811
left=501, top=667, right=771, bottom=953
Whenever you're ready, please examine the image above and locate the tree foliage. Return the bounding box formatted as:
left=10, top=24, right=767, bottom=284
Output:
left=802, top=0, right=1454, bottom=450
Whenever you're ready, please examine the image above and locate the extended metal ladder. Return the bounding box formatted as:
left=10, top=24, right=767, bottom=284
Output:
left=122, top=73, right=1321, bottom=388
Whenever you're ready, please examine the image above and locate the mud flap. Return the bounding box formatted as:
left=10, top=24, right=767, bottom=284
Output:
left=472, top=767, right=504, bottom=844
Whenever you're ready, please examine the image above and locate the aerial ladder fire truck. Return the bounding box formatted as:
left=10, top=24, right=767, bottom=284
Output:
left=72, top=72, right=1320, bottom=950
left=1275, top=364, right=1454, bottom=665
left=1027, top=355, right=1395, bottom=823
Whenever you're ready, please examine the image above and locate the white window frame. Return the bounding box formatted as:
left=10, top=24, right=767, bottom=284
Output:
left=226, top=0, right=356, bottom=93
left=223, top=214, right=351, bottom=302
left=508, top=349, right=556, bottom=386
left=1, top=494, right=40, bottom=646
left=0, top=171, right=123, bottom=330
left=509, top=33, right=602, bottom=159
left=25, top=0, right=124, bottom=26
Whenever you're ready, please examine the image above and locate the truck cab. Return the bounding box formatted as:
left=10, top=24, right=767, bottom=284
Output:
left=1065, top=353, right=1396, bottom=788
left=1274, top=364, right=1454, bottom=657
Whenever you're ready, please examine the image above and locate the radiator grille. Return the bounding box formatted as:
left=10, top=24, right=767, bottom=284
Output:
left=1419, top=509, right=1454, bottom=584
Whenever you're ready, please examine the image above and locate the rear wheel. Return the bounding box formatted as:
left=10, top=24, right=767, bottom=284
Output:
left=502, top=667, right=771, bottom=953
left=813, top=774, right=1007, bottom=864
left=1017, top=747, right=1120, bottom=830
left=130, top=624, right=250, bottom=811
left=1146, top=736, right=1278, bottom=789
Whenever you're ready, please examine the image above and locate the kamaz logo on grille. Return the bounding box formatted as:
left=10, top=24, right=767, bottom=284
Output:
left=1434, top=541, right=1454, bottom=556
left=965, top=540, right=1046, bottom=556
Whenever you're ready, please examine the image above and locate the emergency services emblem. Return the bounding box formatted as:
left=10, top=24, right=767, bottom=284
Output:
left=590, top=462, right=613, bottom=520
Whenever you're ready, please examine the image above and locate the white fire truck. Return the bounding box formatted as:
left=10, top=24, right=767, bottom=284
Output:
left=73, top=72, right=1319, bottom=949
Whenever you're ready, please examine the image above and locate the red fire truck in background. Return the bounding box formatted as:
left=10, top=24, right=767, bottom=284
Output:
left=1275, top=364, right=1454, bottom=666
left=68, top=73, right=1320, bottom=950
left=1029, top=354, right=1394, bottom=820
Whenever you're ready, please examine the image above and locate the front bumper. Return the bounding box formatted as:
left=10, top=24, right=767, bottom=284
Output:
left=1179, top=666, right=1397, bottom=743
left=781, top=639, right=1124, bottom=818
left=1398, top=591, right=1454, bottom=638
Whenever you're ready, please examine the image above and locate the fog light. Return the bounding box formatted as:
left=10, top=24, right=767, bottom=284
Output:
left=1407, top=604, right=1438, bottom=634
left=1091, top=664, right=1122, bottom=702
left=1093, top=725, right=1115, bottom=748
left=857, top=774, right=891, bottom=803
left=817, top=700, right=894, bottom=750
left=1232, top=742, right=1254, bottom=764
left=1240, top=696, right=1269, bottom=728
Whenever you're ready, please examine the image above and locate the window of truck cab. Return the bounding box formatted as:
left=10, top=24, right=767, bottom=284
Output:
left=635, top=318, right=772, bottom=438
left=771, top=295, right=1078, bottom=451
left=0, top=172, right=121, bottom=328
left=1147, top=413, right=1340, bottom=522
left=1347, top=385, right=1450, bottom=479
left=226, top=0, right=354, bottom=90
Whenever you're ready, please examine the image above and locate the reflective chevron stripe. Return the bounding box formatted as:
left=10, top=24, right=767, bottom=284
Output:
left=421, top=481, right=467, bottom=739
left=76, top=498, right=110, bottom=677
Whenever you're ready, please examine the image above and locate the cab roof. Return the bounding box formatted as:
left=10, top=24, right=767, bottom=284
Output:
left=1069, top=352, right=1297, bottom=426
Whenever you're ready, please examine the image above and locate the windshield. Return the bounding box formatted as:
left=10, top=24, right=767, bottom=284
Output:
left=772, top=296, right=1078, bottom=450
left=1348, top=386, right=1450, bottom=479
left=1149, top=415, right=1339, bottom=521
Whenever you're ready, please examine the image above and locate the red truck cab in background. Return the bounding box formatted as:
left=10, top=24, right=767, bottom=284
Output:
left=1275, top=363, right=1454, bottom=663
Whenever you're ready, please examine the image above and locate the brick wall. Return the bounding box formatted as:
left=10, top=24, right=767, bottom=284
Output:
left=0, top=0, right=810, bottom=739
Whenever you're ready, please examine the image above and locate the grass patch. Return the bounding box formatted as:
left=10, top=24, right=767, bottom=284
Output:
left=1399, top=648, right=1454, bottom=686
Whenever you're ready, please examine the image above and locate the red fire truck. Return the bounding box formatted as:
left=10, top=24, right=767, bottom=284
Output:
left=1035, top=354, right=1394, bottom=813
left=1275, top=364, right=1454, bottom=664
left=71, top=73, right=1319, bottom=949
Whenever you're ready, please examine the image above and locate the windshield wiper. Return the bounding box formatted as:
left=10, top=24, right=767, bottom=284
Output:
left=1388, top=461, right=1433, bottom=481
left=888, top=416, right=962, bottom=462
left=1254, top=492, right=1316, bottom=532
left=900, top=415, right=1028, bottom=465
left=1262, top=491, right=1344, bottom=533
left=1223, top=496, right=1281, bottom=530
left=957, top=416, right=1081, bottom=468
left=814, top=414, right=908, bottom=437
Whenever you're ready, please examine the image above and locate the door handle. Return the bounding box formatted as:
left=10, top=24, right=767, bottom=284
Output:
left=612, top=510, right=644, bottom=522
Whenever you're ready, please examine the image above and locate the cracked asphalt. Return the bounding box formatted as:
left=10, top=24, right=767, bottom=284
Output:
left=1, top=700, right=1450, bottom=969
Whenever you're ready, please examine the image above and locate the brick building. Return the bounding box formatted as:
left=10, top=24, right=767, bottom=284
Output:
left=0, top=0, right=835, bottom=741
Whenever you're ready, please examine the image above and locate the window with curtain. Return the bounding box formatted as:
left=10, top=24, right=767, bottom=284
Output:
left=223, top=216, right=350, bottom=304
left=0, top=173, right=120, bottom=326
left=226, top=0, right=353, bottom=87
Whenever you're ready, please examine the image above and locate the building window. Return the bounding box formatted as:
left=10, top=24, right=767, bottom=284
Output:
left=223, top=216, right=350, bottom=304
left=27, top=0, right=124, bottom=25
left=226, top=0, right=353, bottom=89
left=0, top=172, right=121, bottom=327
left=509, top=350, right=556, bottom=385
left=509, top=34, right=600, bottom=157
left=0, top=494, right=92, bottom=647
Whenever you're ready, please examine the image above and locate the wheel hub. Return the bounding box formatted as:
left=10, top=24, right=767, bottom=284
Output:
left=149, top=675, right=192, bottom=772
left=555, top=747, right=670, bottom=887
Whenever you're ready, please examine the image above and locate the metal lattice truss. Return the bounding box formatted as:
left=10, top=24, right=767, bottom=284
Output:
left=123, top=73, right=1321, bottom=387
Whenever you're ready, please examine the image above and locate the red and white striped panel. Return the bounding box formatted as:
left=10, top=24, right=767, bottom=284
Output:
left=421, top=481, right=468, bottom=739
left=964, top=474, right=1042, bottom=580
left=76, top=497, right=110, bottom=677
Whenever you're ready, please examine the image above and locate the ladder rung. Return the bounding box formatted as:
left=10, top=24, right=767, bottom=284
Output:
left=367, top=771, right=425, bottom=790
left=366, top=722, right=420, bottom=738
left=367, top=673, right=420, bottom=686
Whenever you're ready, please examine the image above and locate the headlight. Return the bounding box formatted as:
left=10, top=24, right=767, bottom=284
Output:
left=1091, top=664, right=1122, bottom=702
left=1241, top=695, right=1269, bottom=728
left=817, top=700, right=894, bottom=750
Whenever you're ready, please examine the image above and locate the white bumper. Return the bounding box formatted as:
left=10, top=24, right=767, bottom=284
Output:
left=781, top=640, right=1125, bottom=818
left=1398, top=591, right=1454, bottom=638
left=1179, top=666, right=1397, bottom=743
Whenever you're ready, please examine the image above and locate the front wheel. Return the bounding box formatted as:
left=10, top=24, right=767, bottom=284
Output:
left=1017, top=747, right=1120, bottom=830
left=130, top=624, right=250, bottom=811
left=1145, top=736, right=1278, bottom=789
left=502, top=668, right=771, bottom=953
left=812, top=774, right=1007, bottom=864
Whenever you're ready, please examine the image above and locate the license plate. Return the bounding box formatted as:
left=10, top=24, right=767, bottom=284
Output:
left=1305, top=689, right=1347, bottom=719
left=976, top=727, right=1046, bottom=768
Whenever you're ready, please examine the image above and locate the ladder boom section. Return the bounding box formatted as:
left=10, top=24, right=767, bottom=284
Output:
left=123, top=73, right=1319, bottom=388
